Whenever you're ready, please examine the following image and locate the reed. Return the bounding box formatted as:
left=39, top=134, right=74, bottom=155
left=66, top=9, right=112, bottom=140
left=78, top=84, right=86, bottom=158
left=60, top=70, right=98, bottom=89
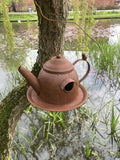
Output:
left=13, top=126, right=27, bottom=159
left=39, top=111, right=66, bottom=141
left=89, top=38, right=120, bottom=82
left=86, top=139, right=92, bottom=158
left=109, top=105, right=120, bottom=144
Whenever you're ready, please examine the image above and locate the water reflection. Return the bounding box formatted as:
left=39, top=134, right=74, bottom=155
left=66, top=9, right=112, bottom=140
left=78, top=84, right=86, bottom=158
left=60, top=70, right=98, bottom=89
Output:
left=0, top=20, right=120, bottom=97
left=0, top=22, right=38, bottom=98
left=109, top=23, right=120, bottom=44
left=11, top=50, right=120, bottom=160
left=93, top=20, right=120, bottom=44
left=0, top=20, right=120, bottom=159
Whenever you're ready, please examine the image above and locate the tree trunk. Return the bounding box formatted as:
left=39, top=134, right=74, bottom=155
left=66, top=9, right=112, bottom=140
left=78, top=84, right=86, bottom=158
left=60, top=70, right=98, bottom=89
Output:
left=0, top=0, right=69, bottom=159
left=0, top=82, right=29, bottom=159
left=35, top=0, right=69, bottom=67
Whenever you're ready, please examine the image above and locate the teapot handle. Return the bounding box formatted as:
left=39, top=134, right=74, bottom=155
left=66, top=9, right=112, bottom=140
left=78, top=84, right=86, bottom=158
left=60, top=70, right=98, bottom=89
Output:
left=73, top=53, right=90, bottom=83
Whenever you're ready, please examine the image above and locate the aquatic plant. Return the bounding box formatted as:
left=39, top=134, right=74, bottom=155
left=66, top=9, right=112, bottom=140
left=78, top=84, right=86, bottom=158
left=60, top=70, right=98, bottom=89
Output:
left=111, top=105, right=119, bottom=135
left=14, top=126, right=27, bottom=158
left=86, top=138, right=92, bottom=158
left=89, top=38, right=120, bottom=83
left=39, top=111, right=66, bottom=141
left=24, top=105, right=33, bottom=114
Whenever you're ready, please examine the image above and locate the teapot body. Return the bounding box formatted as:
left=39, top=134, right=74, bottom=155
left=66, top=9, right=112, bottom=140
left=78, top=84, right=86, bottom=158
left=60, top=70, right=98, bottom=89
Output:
left=38, top=67, right=79, bottom=105
left=19, top=55, right=90, bottom=111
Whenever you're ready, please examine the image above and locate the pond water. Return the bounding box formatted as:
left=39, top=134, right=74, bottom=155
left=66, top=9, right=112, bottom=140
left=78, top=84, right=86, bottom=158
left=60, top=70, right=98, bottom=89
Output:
left=0, top=20, right=120, bottom=159
left=0, top=22, right=38, bottom=99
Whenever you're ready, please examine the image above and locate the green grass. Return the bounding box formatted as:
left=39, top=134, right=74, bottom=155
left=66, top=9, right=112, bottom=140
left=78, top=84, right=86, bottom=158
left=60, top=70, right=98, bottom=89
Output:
left=0, top=13, right=38, bottom=21
left=68, top=11, right=120, bottom=19
left=110, top=105, right=120, bottom=140
left=13, top=99, right=120, bottom=159
left=89, top=38, right=120, bottom=81
left=38, top=110, right=66, bottom=141
left=94, top=11, right=120, bottom=19
left=0, top=10, right=120, bottom=21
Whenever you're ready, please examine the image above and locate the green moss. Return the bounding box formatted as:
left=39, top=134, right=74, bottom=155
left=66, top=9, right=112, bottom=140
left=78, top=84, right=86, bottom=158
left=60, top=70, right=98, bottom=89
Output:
left=0, top=61, right=41, bottom=159
left=32, top=62, right=42, bottom=77
left=0, top=81, right=28, bottom=159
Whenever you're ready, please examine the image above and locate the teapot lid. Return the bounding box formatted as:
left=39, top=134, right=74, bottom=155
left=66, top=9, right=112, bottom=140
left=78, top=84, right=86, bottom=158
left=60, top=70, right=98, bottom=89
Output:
left=43, top=55, right=74, bottom=73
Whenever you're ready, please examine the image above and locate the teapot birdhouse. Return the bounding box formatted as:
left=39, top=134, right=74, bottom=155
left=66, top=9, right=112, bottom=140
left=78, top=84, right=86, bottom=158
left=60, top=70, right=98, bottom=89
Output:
left=18, top=54, right=90, bottom=111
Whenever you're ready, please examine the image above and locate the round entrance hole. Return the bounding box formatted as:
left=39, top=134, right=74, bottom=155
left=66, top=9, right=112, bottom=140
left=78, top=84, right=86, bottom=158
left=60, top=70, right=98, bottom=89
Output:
left=64, top=82, right=74, bottom=91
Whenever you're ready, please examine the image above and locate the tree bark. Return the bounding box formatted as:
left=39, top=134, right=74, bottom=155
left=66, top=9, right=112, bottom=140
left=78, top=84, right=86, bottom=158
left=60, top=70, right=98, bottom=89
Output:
left=35, top=0, right=69, bottom=67
left=0, top=0, right=69, bottom=159
left=0, top=82, right=29, bottom=159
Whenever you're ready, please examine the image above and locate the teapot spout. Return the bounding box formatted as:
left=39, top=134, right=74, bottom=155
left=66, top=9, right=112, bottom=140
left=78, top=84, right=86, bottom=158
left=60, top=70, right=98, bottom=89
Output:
left=18, top=66, right=40, bottom=95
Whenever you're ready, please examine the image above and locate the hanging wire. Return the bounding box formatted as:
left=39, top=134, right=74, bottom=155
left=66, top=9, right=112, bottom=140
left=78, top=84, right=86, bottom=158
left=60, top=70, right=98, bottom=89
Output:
left=34, top=0, right=104, bottom=57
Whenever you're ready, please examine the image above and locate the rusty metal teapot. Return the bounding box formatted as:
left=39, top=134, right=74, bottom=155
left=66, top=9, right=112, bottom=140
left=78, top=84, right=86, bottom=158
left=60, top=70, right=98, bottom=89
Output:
left=18, top=54, right=90, bottom=111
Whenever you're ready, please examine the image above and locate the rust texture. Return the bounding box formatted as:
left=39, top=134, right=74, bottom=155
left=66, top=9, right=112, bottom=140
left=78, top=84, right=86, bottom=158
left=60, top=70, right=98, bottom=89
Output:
left=18, top=55, right=90, bottom=111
